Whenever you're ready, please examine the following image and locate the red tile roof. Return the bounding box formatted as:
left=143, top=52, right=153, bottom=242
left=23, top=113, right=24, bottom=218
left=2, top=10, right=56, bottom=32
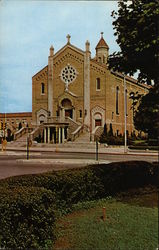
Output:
left=96, top=37, right=109, bottom=50
left=0, top=112, right=32, bottom=118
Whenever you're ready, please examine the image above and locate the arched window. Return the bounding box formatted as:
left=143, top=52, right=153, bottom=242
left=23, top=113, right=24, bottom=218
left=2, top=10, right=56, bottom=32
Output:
left=116, top=86, right=119, bottom=115
left=79, top=110, right=82, bottom=118
left=96, top=78, right=101, bottom=90
left=41, top=83, right=45, bottom=94
left=98, top=57, right=102, bottom=63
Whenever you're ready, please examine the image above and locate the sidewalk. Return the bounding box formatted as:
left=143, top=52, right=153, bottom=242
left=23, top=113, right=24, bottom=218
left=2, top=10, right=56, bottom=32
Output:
left=0, top=142, right=158, bottom=156
left=17, top=158, right=111, bottom=165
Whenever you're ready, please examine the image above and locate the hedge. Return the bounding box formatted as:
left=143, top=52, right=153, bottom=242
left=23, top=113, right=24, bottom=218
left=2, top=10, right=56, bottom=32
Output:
left=0, top=161, right=158, bottom=249
left=0, top=187, right=56, bottom=249
left=1, top=161, right=158, bottom=205
left=128, top=145, right=159, bottom=150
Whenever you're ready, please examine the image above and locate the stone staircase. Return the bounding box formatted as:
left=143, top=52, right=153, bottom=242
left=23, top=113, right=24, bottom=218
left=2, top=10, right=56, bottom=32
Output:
left=60, top=131, right=96, bottom=149
left=9, top=133, right=28, bottom=147
left=74, top=132, right=90, bottom=143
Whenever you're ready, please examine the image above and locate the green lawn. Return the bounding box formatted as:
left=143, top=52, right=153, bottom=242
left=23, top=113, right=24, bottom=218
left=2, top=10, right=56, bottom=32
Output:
left=54, top=195, right=158, bottom=250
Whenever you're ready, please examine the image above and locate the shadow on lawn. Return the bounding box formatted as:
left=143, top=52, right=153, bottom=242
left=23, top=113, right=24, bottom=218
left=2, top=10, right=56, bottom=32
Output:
left=116, top=186, right=158, bottom=208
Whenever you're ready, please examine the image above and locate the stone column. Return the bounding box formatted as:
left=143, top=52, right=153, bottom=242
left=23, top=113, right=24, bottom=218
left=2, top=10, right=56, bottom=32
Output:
left=48, top=127, right=50, bottom=143
left=62, top=127, right=65, bottom=143
left=84, top=40, right=91, bottom=130
left=44, top=128, right=47, bottom=143
left=61, top=108, right=65, bottom=122
left=58, top=127, right=61, bottom=143
left=48, top=45, right=54, bottom=116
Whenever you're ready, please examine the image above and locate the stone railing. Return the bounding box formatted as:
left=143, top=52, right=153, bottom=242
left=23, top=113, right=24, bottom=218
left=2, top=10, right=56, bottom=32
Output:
left=14, top=127, right=33, bottom=141
left=29, top=124, right=44, bottom=141
left=47, top=116, right=69, bottom=124
left=92, top=126, right=103, bottom=141
left=66, top=117, right=81, bottom=140
left=71, top=125, right=83, bottom=141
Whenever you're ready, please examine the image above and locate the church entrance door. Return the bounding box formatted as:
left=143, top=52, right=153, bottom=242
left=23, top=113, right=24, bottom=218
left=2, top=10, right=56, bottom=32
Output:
left=65, top=109, right=73, bottom=119
left=61, top=98, right=73, bottom=119
left=95, top=119, right=102, bottom=127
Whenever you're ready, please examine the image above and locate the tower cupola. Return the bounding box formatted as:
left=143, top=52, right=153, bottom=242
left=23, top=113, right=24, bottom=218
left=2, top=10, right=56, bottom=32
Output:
left=95, top=32, right=109, bottom=64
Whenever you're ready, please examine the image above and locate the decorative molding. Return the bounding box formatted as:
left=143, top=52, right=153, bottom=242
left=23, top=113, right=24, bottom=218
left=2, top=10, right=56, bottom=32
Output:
left=91, top=105, right=105, bottom=132
left=36, top=108, right=48, bottom=125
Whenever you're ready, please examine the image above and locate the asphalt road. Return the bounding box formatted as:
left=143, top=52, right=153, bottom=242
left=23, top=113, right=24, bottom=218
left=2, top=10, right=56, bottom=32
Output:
left=0, top=151, right=158, bottom=180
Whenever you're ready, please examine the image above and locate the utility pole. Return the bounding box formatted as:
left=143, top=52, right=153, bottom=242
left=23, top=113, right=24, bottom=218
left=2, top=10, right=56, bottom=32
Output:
left=124, top=74, right=127, bottom=153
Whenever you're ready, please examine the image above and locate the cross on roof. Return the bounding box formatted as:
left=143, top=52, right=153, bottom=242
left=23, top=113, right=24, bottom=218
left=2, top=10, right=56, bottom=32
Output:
left=66, top=34, right=71, bottom=44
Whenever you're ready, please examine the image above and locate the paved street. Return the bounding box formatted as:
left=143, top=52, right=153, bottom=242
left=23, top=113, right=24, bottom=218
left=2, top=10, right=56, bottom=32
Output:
left=0, top=146, right=158, bottom=180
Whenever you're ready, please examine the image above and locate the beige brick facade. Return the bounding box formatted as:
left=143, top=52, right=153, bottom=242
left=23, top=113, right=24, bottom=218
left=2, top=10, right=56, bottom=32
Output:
left=0, top=34, right=150, bottom=142
left=32, top=34, right=149, bottom=139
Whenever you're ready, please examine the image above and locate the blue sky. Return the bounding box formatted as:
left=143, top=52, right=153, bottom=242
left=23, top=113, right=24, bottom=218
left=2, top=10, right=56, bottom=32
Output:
left=0, top=0, right=119, bottom=113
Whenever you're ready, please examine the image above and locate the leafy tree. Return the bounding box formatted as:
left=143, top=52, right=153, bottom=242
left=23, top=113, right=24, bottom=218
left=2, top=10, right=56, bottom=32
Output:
left=109, top=0, right=159, bottom=139
left=108, top=0, right=159, bottom=85
left=108, top=123, right=113, bottom=137
left=99, top=123, right=107, bottom=143
left=103, top=123, right=107, bottom=136
left=134, top=86, right=159, bottom=138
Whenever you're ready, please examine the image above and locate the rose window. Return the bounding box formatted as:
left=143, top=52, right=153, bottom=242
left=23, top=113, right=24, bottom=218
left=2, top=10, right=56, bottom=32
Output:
left=60, top=64, right=77, bottom=85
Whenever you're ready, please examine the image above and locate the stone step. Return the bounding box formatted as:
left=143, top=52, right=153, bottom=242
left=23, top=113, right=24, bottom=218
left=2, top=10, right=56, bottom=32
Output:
left=74, top=132, right=90, bottom=143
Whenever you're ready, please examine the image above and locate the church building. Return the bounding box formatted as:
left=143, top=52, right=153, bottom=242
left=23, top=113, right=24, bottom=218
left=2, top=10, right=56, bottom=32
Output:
left=0, top=33, right=149, bottom=143
left=31, top=33, right=149, bottom=143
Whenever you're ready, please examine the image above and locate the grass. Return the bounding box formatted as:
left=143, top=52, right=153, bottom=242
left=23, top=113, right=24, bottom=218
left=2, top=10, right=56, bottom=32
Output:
left=54, top=193, right=158, bottom=250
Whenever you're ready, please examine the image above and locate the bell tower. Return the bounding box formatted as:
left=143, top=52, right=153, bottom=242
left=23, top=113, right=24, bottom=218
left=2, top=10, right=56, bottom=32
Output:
left=95, top=32, right=109, bottom=64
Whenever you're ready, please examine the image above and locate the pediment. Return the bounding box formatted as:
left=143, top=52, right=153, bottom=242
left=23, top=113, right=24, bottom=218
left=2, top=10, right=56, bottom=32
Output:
left=54, top=43, right=85, bottom=59
left=53, top=44, right=85, bottom=67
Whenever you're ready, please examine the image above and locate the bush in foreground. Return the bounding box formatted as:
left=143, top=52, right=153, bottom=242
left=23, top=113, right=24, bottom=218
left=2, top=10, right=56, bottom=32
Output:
left=0, top=187, right=56, bottom=249
left=0, top=161, right=158, bottom=249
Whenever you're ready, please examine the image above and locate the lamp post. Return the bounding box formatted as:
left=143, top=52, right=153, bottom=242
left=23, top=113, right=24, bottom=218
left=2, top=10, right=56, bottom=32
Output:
left=123, top=74, right=127, bottom=153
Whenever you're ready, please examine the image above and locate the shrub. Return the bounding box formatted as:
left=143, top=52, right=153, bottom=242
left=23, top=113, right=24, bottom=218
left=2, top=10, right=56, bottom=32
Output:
left=0, top=187, right=56, bottom=249
left=1, top=161, right=157, bottom=202
left=91, top=161, right=157, bottom=195
left=0, top=170, right=104, bottom=208
left=0, top=161, right=157, bottom=249
left=99, top=135, right=124, bottom=145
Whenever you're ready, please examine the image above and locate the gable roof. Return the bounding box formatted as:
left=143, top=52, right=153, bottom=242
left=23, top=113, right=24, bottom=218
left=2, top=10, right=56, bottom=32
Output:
left=54, top=43, right=85, bottom=59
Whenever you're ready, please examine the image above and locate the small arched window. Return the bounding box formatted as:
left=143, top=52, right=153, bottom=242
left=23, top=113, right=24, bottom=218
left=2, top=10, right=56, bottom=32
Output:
left=41, top=83, right=45, bottom=94
left=116, top=86, right=119, bottom=115
left=79, top=110, right=82, bottom=118
left=96, top=78, right=101, bottom=90
left=98, top=57, right=102, bottom=63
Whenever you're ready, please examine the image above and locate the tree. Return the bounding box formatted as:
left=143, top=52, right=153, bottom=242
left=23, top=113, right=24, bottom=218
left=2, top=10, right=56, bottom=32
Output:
left=103, top=123, right=107, bottom=136
left=134, top=86, right=159, bottom=138
left=108, top=123, right=113, bottom=137
left=108, top=0, right=159, bottom=85
left=109, top=0, right=159, bottom=139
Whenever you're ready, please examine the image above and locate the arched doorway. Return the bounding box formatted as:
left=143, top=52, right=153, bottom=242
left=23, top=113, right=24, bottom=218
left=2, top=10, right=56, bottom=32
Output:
left=94, top=113, right=102, bottom=127
left=39, top=114, right=45, bottom=124
left=37, top=109, right=48, bottom=125
left=18, top=122, right=22, bottom=130
left=7, top=129, right=13, bottom=141
left=61, top=98, right=73, bottom=119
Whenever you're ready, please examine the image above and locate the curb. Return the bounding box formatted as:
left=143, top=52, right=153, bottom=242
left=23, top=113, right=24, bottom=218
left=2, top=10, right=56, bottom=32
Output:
left=1, top=147, right=158, bottom=157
